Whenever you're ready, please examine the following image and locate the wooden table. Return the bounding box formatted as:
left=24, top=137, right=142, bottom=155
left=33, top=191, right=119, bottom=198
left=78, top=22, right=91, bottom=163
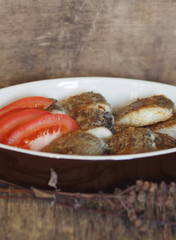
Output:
left=0, top=1, right=176, bottom=239
left=0, top=0, right=176, bottom=88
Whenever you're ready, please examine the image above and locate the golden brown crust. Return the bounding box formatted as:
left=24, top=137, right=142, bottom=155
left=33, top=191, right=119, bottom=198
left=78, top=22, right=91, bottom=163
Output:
left=72, top=108, right=114, bottom=131
left=42, top=130, right=110, bottom=155
left=44, top=94, right=176, bottom=155
left=59, top=91, right=114, bottom=132
left=105, top=127, right=156, bottom=154
left=155, top=133, right=176, bottom=150
left=113, top=95, right=174, bottom=124
left=150, top=113, right=176, bottom=131
left=60, top=92, right=108, bottom=113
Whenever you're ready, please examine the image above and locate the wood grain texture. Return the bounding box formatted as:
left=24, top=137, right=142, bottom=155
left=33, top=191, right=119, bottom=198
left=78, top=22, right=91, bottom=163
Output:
left=0, top=0, right=176, bottom=87
left=1, top=2, right=176, bottom=239
left=0, top=182, right=176, bottom=240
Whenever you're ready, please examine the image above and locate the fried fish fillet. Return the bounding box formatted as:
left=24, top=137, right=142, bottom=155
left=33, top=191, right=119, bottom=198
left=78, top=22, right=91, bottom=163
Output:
left=44, top=93, right=176, bottom=155
left=46, top=99, right=67, bottom=114
left=149, top=113, right=176, bottom=139
left=72, top=107, right=114, bottom=132
left=155, top=132, right=176, bottom=150
left=113, top=95, right=174, bottom=127
left=42, top=130, right=110, bottom=155
left=104, top=127, right=156, bottom=154
left=59, top=92, right=114, bottom=136
left=60, top=92, right=107, bottom=113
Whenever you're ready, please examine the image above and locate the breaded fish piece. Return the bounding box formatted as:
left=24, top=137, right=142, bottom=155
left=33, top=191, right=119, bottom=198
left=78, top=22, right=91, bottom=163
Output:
left=105, top=127, right=156, bottom=154
left=149, top=113, right=176, bottom=139
left=60, top=92, right=108, bottom=114
left=113, top=95, right=174, bottom=127
left=72, top=107, right=114, bottom=132
left=46, top=99, right=67, bottom=114
left=59, top=92, right=114, bottom=135
left=155, top=132, right=176, bottom=150
left=42, top=130, right=110, bottom=155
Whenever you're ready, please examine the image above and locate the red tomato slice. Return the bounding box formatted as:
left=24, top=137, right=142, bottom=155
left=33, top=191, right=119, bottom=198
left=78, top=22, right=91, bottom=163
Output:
left=0, top=108, right=28, bottom=120
left=5, top=114, right=78, bottom=151
left=0, top=96, right=53, bottom=119
left=0, top=109, right=50, bottom=143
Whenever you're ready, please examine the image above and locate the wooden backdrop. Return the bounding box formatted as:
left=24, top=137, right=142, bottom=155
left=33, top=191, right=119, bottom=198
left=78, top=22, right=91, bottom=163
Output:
left=0, top=0, right=176, bottom=87
left=1, top=1, right=176, bottom=239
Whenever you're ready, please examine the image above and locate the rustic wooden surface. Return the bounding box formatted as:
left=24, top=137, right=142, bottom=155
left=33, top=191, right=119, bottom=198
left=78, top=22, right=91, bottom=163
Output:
left=0, top=0, right=176, bottom=87
left=1, top=0, right=176, bottom=239
left=0, top=181, right=176, bottom=240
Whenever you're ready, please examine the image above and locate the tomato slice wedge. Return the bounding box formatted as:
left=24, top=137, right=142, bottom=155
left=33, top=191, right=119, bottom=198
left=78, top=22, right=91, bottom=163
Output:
left=5, top=114, right=78, bottom=151
left=0, top=109, right=50, bottom=143
left=0, top=108, right=28, bottom=120
left=0, top=96, right=53, bottom=119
